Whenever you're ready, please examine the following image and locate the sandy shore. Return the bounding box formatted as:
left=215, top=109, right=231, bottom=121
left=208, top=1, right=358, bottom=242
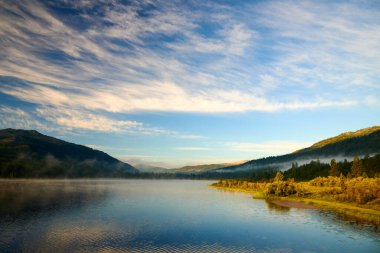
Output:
left=271, top=200, right=318, bottom=209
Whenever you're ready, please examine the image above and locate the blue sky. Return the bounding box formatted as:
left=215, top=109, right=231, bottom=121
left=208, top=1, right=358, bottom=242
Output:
left=0, top=0, right=379, bottom=168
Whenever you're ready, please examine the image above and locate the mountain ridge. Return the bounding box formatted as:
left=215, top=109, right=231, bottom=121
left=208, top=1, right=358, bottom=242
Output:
left=1, top=126, right=379, bottom=178
left=211, top=126, right=380, bottom=174
left=174, top=160, right=248, bottom=172
left=295, top=126, right=380, bottom=152
left=0, top=128, right=138, bottom=177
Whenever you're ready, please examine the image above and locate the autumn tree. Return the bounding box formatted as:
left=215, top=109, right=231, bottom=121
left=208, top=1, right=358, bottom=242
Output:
left=350, top=156, right=363, bottom=178
left=329, top=159, right=340, bottom=177
left=274, top=171, right=284, bottom=181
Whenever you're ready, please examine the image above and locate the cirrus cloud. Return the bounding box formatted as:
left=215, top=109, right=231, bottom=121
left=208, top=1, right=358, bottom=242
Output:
left=0, top=0, right=374, bottom=117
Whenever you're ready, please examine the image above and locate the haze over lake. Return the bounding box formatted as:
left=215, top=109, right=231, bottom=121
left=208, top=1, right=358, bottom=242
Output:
left=0, top=179, right=378, bottom=253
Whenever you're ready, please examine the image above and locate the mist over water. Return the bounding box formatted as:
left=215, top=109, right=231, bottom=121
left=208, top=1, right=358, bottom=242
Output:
left=0, top=179, right=379, bottom=253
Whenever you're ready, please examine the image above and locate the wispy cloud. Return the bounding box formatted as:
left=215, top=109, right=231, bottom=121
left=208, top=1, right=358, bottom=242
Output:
left=0, top=0, right=378, bottom=170
left=0, top=0, right=372, bottom=119
left=169, top=23, right=255, bottom=56
left=0, top=78, right=356, bottom=114
left=0, top=105, right=201, bottom=138
left=35, top=107, right=143, bottom=133
left=227, top=141, right=312, bottom=156
left=175, top=147, right=210, bottom=151
left=364, top=95, right=380, bottom=107
left=253, top=1, right=380, bottom=92
left=45, top=108, right=201, bottom=137
left=85, top=145, right=130, bottom=152
left=0, top=106, right=55, bottom=132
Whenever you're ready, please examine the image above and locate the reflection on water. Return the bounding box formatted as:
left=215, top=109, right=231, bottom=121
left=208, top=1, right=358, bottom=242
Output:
left=264, top=199, right=290, bottom=213
left=0, top=180, right=108, bottom=217
left=264, top=198, right=379, bottom=235
left=316, top=209, right=379, bottom=234
left=0, top=179, right=379, bottom=253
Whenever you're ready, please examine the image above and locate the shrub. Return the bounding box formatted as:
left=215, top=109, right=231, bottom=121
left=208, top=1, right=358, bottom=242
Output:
left=309, top=176, right=343, bottom=187
left=337, top=177, right=380, bottom=204
left=265, top=181, right=297, bottom=197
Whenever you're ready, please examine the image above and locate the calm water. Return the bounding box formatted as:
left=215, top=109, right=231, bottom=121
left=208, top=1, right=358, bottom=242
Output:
left=0, top=179, right=379, bottom=253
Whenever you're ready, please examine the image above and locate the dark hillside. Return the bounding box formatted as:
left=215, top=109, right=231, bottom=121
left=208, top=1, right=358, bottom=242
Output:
left=0, top=129, right=137, bottom=178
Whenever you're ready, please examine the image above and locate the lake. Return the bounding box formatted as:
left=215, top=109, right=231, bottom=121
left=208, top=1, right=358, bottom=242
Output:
left=0, top=179, right=379, bottom=252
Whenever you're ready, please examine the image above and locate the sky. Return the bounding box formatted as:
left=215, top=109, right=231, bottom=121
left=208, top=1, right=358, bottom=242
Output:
left=0, top=0, right=379, bottom=168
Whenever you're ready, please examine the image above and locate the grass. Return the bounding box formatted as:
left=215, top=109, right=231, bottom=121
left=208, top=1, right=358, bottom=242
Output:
left=209, top=184, right=265, bottom=199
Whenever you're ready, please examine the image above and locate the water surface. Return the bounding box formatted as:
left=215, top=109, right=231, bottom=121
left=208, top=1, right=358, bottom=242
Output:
left=0, top=179, right=379, bottom=252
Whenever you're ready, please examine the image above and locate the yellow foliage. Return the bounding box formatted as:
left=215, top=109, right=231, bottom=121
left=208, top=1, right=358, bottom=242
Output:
left=214, top=177, right=380, bottom=206
left=212, top=176, right=380, bottom=226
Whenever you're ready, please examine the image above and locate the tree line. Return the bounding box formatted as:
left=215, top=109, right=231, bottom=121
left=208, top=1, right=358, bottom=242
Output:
left=283, top=154, right=380, bottom=181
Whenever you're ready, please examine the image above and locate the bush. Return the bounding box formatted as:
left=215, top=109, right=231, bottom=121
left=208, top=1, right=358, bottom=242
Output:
left=214, top=177, right=380, bottom=206
left=337, top=177, right=380, bottom=204
left=265, top=181, right=297, bottom=197
left=309, top=176, right=343, bottom=187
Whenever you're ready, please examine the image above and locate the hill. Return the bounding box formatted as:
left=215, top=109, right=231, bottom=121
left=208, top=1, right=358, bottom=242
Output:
left=0, top=129, right=138, bottom=178
left=211, top=126, right=380, bottom=174
left=175, top=163, right=231, bottom=172
left=305, top=126, right=380, bottom=150
left=133, top=164, right=169, bottom=173
left=174, top=160, right=247, bottom=172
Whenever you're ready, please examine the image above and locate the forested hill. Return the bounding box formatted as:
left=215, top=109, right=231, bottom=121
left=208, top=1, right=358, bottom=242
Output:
left=293, top=126, right=380, bottom=155
left=214, top=126, right=380, bottom=173
left=174, top=161, right=247, bottom=172
left=0, top=129, right=138, bottom=178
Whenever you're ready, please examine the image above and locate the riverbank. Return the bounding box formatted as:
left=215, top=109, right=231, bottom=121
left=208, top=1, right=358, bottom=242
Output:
left=209, top=184, right=266, bottom=198
left=270, top=200, right=317, bottom=209
left=211, top=177, right=380, bottom=227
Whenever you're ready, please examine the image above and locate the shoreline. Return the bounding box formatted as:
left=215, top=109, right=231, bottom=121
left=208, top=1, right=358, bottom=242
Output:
left=211, top=184, right=380, bottom=227
left=270, top=199, right=317, bottom=209
left=209, top=184, right=265, bottom=198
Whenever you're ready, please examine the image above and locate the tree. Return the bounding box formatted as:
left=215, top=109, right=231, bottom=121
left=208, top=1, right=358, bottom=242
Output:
left=350, top=156, right=363, bottom=178
left=274, top=171, right=284, bottom=181
left=329, top=159, right=340, bottom=177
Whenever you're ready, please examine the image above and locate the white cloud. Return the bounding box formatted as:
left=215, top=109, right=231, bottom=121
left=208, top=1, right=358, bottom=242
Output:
left=0, top=105, right=201, bottom=138
left=0, top=106, right=54, bottom=132
left=4, top=1, right=377, bottom=168
left=35, top=107, right=144, bottom=133
left=175, top=147, right=210, bottom=151
left=0, top=80, right=356, bottom=113
left=85, top=145, right=130, bottom=152
left=227, top=140, right=312, bottom=155
left=0, top=0, right=370, bottom=117
left=168, top=23, right=255, bottom=56
left=254, top=0, right=380, bottom=90
left=34, top=106, right=204, bottom=137
left=364, top=95, right=380, bottom=107
left=0, top=106, right=27, bottom=117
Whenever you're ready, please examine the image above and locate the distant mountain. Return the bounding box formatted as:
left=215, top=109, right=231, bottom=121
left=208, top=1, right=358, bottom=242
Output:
left=133, top=164, right=169, bottom=173
left=174, top=160, right=247, bottom=172
left=212, top=126, right=380, bottom=174
left=0, top=129, right=138, bottom=178
left=175, top=164, right=228, bottom=172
